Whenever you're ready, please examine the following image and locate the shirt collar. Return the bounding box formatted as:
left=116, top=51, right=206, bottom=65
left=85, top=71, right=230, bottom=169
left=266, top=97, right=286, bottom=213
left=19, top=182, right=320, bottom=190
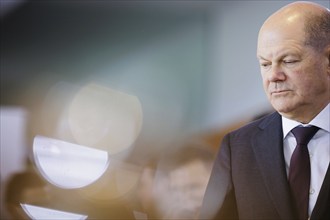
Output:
left=282, top=103, right=330, bottom=139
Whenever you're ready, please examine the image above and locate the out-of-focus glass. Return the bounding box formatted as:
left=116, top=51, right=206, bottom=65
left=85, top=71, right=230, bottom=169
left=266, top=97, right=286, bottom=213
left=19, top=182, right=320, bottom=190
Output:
left=77, top=160, right=141, bottom=201
left=38, top=82, right=143, bottom=156
left=68, top=83, right=143, bottom=155
left=20, top=204, right=88, bottom=220
left=33, top=135, right=109, bottom=189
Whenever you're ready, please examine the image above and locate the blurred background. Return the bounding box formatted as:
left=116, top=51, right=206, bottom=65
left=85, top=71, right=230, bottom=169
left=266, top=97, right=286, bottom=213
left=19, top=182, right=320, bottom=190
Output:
left=1, top=0, right=329, bottom=219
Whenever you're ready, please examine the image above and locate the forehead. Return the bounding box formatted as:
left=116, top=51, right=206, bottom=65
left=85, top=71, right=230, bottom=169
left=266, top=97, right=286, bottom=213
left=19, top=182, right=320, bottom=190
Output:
left=257, top=40, right=304, bottom=60
left=257, top=26, right=307, bottom=59
left=257, top=10, right=310, bottom=56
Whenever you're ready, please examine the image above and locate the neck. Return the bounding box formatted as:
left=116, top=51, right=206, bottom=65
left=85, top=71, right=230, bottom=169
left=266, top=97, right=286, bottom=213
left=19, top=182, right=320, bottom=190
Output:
left=281, top=102, right=329, bottom=124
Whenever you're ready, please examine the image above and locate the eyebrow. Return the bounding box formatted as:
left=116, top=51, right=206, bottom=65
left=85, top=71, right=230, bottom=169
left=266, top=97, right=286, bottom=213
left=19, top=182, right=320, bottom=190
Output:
left=257, top=52, right=300, bottom=61
left=256, top=55, right=268, bottom=61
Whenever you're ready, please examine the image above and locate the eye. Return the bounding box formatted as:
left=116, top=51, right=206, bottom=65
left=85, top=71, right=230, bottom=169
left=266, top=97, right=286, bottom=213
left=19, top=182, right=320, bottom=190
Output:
left=260, top=62, right=271, bottom=68
left=283, top=60, right=298, bottom=64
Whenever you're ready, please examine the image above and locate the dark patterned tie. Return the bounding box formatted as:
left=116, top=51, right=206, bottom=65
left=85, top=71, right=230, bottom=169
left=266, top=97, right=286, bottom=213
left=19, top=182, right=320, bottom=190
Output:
left=289, top=126, right=319, bottom=220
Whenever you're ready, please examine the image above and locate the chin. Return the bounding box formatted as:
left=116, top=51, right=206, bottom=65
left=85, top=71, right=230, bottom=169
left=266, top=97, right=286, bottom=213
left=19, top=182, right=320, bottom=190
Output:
left=270, top=101, right=295, bottom=116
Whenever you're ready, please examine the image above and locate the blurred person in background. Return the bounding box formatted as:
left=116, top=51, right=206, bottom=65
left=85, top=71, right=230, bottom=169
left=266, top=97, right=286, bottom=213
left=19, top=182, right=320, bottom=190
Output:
left=201, top=1, right=330, bottom=220
left=135, top=140, right=215, bottom=219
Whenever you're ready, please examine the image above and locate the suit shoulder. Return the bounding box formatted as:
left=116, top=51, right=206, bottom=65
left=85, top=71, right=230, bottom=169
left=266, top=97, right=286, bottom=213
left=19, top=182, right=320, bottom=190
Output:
left=228, top=112, right=280, bottom=138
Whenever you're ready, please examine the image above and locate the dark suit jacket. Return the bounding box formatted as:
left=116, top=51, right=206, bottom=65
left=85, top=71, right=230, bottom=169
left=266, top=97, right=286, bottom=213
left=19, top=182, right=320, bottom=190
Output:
left=200, top=112, right=330, bottom=220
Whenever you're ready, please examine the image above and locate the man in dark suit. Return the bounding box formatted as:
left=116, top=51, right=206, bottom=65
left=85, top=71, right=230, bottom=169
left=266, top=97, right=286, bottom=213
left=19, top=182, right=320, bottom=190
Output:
left=200, top=1, right=330, bottom=220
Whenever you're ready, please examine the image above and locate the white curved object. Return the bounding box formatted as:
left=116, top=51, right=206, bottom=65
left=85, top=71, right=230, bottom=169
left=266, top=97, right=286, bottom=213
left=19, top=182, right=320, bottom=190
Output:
left=33, top=135, right=109, bottom=189
left=21, top=204, right=87, bottom=220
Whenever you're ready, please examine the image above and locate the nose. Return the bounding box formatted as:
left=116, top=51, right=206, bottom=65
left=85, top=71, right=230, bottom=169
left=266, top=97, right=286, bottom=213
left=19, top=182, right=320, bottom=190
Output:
left=268, top=65, right=286, bottom=82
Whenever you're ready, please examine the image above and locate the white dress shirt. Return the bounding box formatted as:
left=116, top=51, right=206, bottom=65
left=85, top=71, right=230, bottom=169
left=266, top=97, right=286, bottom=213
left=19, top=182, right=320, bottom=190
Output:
left=282, top=104, right=330, bottom=216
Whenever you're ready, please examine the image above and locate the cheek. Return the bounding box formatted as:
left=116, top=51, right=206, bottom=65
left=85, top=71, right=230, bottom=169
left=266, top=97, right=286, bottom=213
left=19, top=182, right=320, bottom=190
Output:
left=262, top=78, right=269, bottom=91
left=292, top=74, right=322, bottom=97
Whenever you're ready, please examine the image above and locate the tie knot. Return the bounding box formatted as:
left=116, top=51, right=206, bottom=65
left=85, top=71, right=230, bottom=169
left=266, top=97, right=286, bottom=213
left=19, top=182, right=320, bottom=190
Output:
left=291, top=126, right=319, bottom=145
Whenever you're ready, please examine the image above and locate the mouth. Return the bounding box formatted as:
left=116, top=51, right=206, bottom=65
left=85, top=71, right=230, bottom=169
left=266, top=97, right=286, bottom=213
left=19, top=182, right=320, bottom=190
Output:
left=270, top=90, right=291, bottom=95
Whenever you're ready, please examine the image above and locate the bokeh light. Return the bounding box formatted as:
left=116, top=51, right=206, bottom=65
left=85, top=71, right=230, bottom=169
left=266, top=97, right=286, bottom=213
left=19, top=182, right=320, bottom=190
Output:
left=68, top=83, right=143, bottom=155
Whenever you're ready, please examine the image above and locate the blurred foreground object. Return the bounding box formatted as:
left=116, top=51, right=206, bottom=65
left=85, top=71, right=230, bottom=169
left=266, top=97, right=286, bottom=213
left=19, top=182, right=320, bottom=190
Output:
left=33, top=136, right=109, bottom=189
left=21, top=204, right=87, bottom=220
left=37, top=82, right=143, bottom=155
left=136, top=140, right=215, bottom=219
left=68, top=83, right=143, bottom=155
left=0, top=107, right=29, bottom=219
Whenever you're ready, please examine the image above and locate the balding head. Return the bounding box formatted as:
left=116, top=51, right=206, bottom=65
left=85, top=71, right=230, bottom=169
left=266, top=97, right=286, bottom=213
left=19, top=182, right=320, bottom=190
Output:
left=259, top=1, right=330, bottom=51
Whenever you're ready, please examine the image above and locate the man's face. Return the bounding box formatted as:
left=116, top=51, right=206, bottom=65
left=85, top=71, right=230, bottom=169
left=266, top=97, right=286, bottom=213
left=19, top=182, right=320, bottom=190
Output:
left=257, top=18, right=329, bottom=122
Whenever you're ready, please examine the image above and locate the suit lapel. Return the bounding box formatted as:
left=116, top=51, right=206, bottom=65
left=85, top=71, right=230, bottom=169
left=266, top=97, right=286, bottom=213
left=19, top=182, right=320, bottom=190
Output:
left=311, top=163, right=330, bottom=220
left=252, top=113, right=295, bottom=220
